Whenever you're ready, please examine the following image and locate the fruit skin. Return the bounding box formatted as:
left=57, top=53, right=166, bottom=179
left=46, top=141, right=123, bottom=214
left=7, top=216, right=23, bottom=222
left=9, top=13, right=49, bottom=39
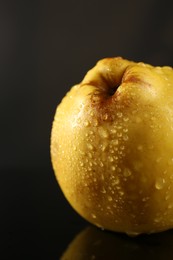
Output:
left=51, top=57, right=173, bottom=235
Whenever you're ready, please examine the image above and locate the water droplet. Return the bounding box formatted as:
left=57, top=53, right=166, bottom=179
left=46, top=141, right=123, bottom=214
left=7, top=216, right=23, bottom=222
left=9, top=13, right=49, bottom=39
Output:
left=98, top=127, right=109, bottom=138
left=117, top=125, right=122, bottom=130
left=156, top=157, right=162, bottom=163
left=80, top=162, right=84, bottom=167
left=165, top=194, right=170, bottom=201
left=93, top=161, right=97, bottom=166
left=142, top=197, right=149, bottom=202
left=168, top=204, right=173, bottom=209
left=87, top=143, right=94, bottom=150
left=103, top=113, right=108, bottom=120
left=117, top=167, right=122, bottom=173
left=126, top=231, right=140, bottom=237
left=138, top=62, right=146, bottom=67
left=101, top=143, right=108, bottom=151
left=154, top=217, right=161, bottom=223
left=112, top=139, right=119, bottom=146
left=91, top=213, right=97, bottom=219
left=117, top=112, right=123, bottom=118
left=101, top=187, right=106, bottom=193
left=119, top=191, right=124, bottom=196
left=137, top=145, right=143, bottom=151
left=88, top=152, right=93, bottom=158
left=168, top=158, right=173, bottom=166
left=117, top=132, right=122, bottom=138
left=108, top=196, right=113, bottom=201
left=155, top=178, right=165, bottom=190
left=93, top=119, right=98, bottom=126
left=123, top=135, right=128, bottom=141
left=109, top=156, right=114, bottom=162
left=111, top=128, right=117, bottom=134
left=112, top=177, right=120, bottom=185
left=100, top=161, right=104, bottom=167
left=121, top=146, right=126, bottom=153
left=123, top=168, right=132, bottom=177
left=155, top=66, right=162, bottom=72
left=123, top=128, right=128, bottom=133
left=136, top=117, right=142, bottom=123
left=123, top=116, right=129, bottom=122
left=77, top=118, right=81, bottom=124
left=101, top=174, right=104, bottom=180
left=84, top=120, right=89, bottom=126
left=111, top=166, right=116, bottom=171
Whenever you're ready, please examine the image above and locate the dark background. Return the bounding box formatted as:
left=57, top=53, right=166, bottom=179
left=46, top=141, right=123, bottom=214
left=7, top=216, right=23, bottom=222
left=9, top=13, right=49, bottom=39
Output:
left=1, top=0, right=173, bottom=259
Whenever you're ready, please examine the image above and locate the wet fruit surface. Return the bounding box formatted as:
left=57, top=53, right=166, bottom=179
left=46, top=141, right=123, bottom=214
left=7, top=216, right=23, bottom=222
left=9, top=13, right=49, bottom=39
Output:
left=51, top=57, right=173, bottom=235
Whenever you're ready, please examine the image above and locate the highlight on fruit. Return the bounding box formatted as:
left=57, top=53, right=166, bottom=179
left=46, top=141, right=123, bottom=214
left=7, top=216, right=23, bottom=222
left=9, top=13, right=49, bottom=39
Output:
left=51, top=57, right=173, bottom=236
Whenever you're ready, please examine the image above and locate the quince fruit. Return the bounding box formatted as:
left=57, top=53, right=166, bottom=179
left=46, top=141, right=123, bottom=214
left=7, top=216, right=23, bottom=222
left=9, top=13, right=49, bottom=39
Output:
left=51, top=57, right=173, bottom=235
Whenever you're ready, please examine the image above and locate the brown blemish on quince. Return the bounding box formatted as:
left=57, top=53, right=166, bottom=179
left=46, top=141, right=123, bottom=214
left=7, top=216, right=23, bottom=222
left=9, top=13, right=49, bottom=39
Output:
left=122, top=74, right=151, bottom=88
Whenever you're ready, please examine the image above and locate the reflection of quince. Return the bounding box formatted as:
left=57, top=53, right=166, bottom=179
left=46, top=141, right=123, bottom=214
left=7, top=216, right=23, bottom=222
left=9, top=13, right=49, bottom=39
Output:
left=61, top=225, right=173, bottom=260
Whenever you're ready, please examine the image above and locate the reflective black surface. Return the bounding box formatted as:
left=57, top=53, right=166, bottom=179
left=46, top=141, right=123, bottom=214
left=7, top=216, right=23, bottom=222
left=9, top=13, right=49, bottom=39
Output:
left=62, top=226, right=173, bottom=260
left=1, top=169, right=86, bottom=259
left=2, top=169, right=173, bottom=259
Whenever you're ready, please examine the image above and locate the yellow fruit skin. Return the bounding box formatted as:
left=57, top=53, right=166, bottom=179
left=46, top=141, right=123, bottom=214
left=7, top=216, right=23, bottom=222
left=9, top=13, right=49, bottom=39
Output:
left=51, top=57, right=173, bottom=235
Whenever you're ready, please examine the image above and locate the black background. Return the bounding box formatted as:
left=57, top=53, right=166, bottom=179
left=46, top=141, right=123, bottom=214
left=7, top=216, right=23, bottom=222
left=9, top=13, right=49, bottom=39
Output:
left=1, top=0, right=173, bottom=259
